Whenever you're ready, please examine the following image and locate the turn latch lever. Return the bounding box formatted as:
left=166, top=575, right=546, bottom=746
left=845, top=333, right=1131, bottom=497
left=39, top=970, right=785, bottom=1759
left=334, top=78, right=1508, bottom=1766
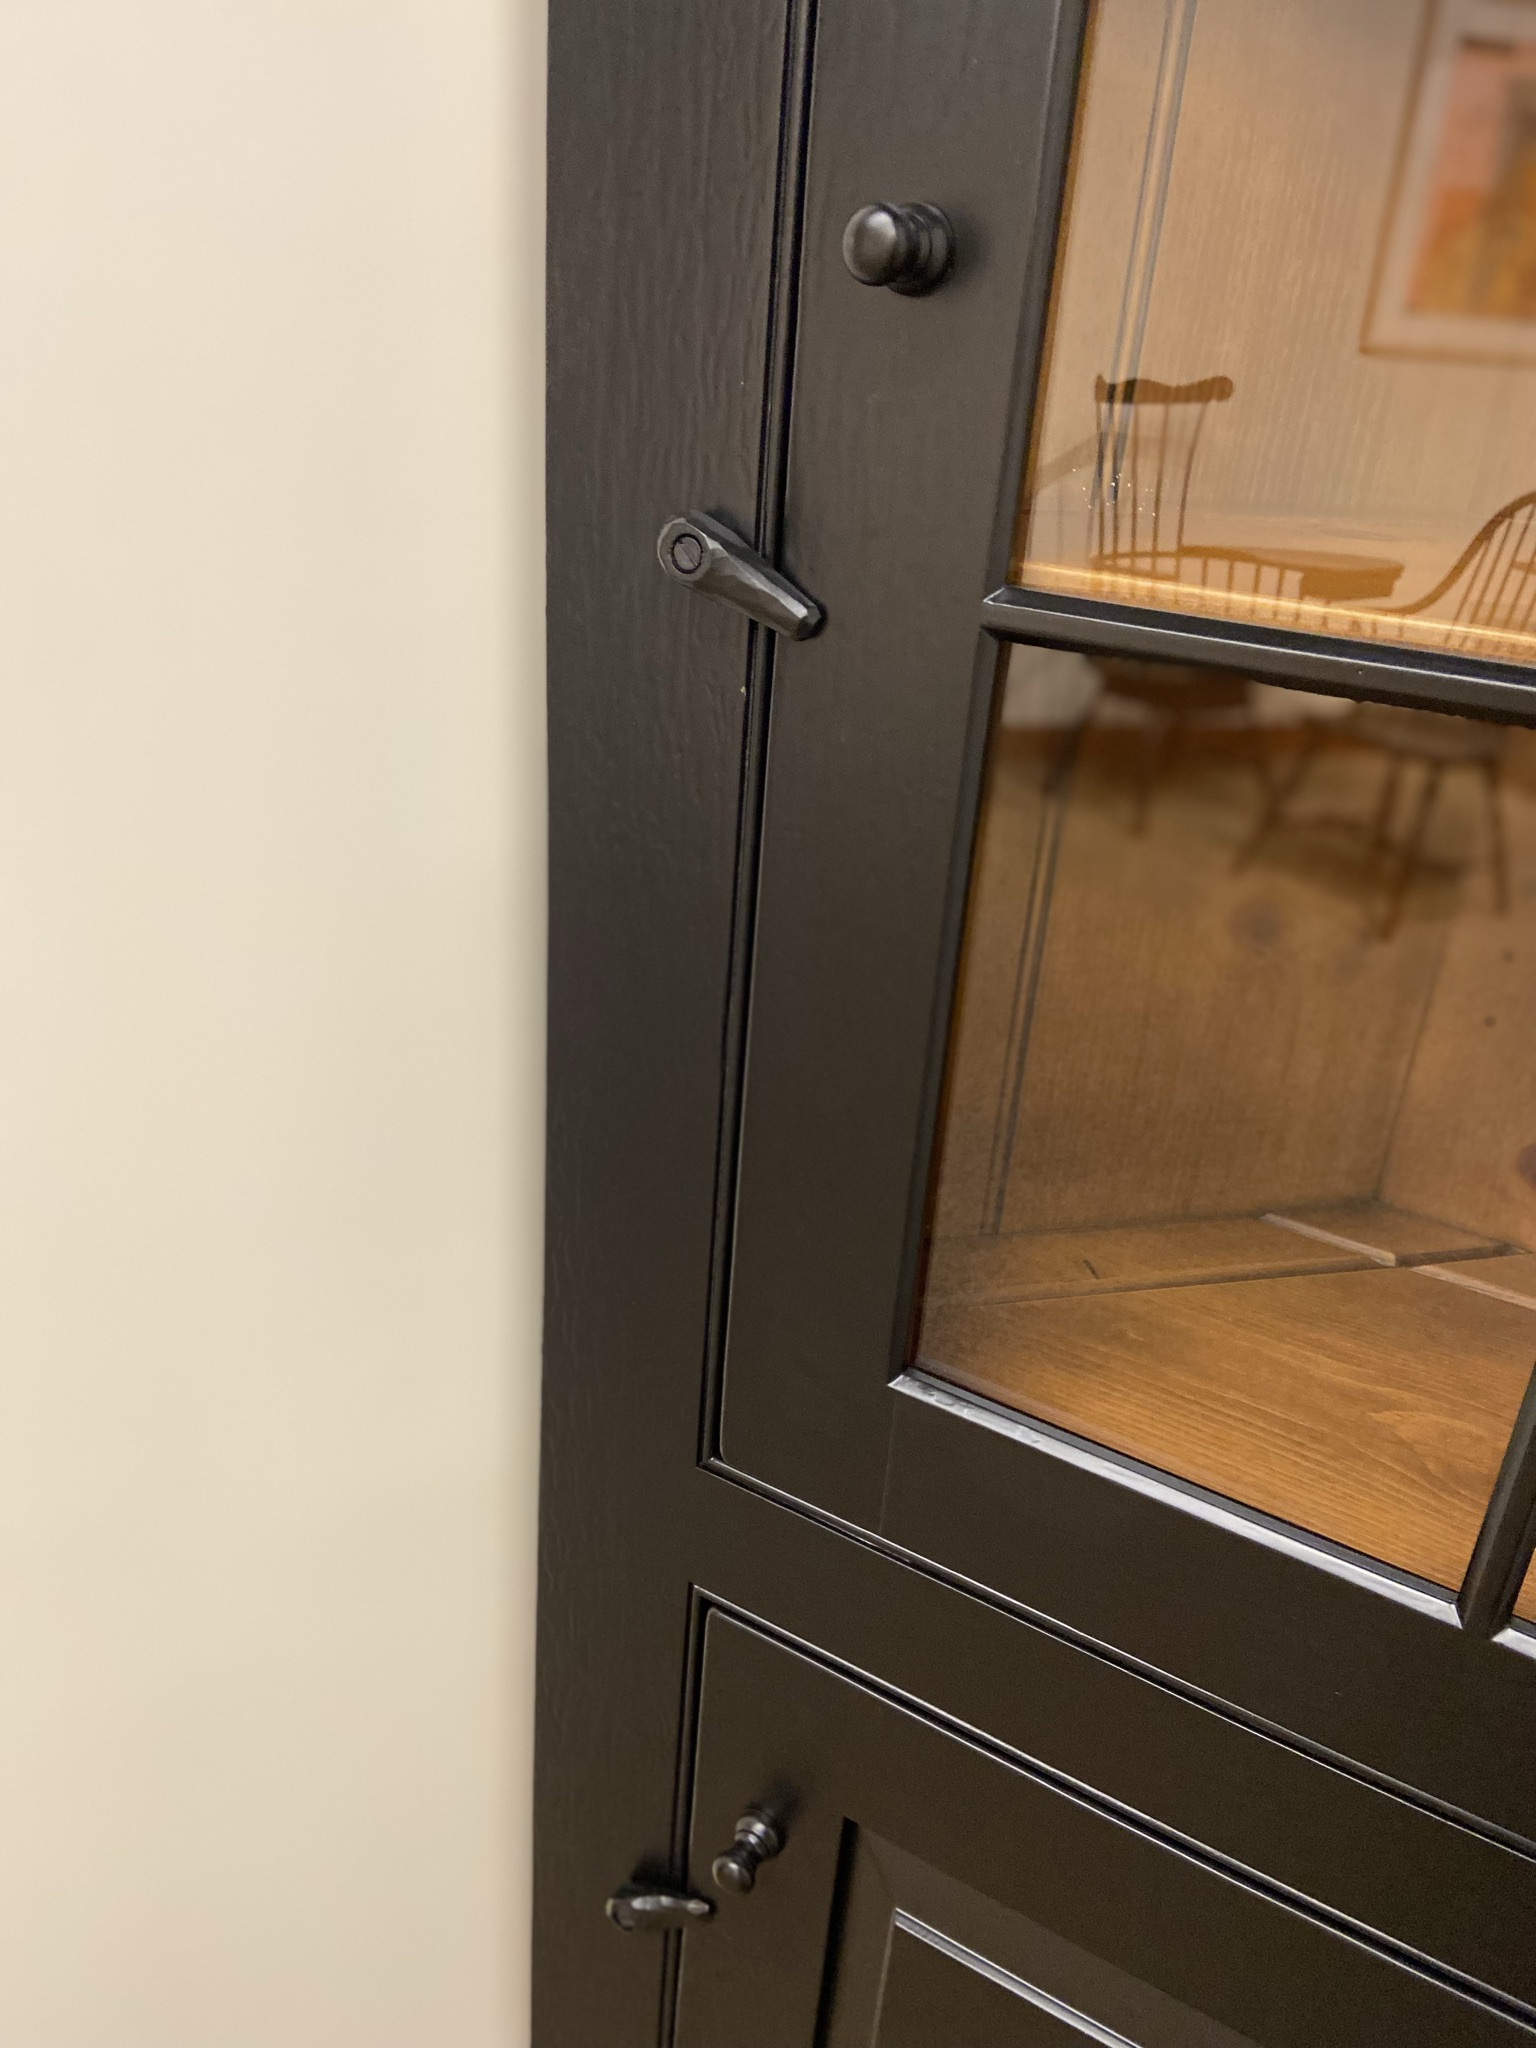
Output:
left=657, top=512, right=823, bottom=640
left=605, top=1883, right=714, bottom=1934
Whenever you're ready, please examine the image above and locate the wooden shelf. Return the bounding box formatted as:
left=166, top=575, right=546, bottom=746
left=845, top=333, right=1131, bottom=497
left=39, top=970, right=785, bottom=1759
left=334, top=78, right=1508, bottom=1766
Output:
left=919, top=1244, right=1536, bottom=1617
left=1260, top=1201, right=1507, bottom=1268
left=925, top=1216, right=1368, bottom=1307
left=925, top=1204, right=1507, bottom=1306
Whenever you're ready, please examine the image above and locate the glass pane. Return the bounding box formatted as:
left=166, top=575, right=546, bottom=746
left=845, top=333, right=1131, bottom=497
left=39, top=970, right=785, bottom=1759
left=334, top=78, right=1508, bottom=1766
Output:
left=1014, top=0, right=1536, bottom=666
left=917, top=646, right=1536, bottom=1616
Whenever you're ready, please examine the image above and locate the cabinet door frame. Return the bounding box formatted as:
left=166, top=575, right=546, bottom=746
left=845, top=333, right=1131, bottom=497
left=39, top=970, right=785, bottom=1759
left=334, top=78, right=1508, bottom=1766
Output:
left=712, top=0, right=1536, bottom=1845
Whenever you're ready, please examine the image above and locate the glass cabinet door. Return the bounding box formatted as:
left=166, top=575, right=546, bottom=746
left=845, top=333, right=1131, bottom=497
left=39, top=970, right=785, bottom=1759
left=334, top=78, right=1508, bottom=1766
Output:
left=918, top=651, right=1536, bottom=1616
left=916, top=0, right=1536, bottom=1624
left=720, top=0, right=1536, bottom=1838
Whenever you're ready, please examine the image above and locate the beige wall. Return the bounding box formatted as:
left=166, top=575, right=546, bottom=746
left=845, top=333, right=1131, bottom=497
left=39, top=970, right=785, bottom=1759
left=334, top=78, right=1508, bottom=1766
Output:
left=0, top=3, right=541, bottom=2043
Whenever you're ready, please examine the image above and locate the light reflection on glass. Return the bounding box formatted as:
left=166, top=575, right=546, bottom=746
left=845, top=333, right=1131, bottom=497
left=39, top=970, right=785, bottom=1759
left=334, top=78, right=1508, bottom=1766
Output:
left=1013, top=0, right=1536, bottom=666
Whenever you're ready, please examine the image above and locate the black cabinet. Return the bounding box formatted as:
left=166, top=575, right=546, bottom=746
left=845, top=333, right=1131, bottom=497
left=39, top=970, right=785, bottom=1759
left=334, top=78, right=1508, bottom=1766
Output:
left=541, top=0, right=1536, bottom=2037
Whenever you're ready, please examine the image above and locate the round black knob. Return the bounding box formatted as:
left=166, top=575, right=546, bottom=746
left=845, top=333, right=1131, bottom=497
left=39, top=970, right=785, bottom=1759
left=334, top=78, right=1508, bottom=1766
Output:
left=710, top=1809, right=783, bottom=1894
left=841, top=201, right=954, bottom=296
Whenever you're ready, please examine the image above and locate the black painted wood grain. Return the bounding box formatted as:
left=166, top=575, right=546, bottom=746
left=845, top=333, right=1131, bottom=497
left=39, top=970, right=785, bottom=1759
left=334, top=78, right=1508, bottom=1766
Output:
left=678, top=1613, right=1534, bottom=2044
left=540, top=0, right=791, bottom=2035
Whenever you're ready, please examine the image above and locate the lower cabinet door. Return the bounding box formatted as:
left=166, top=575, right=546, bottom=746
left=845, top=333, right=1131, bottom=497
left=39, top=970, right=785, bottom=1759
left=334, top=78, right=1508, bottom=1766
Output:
left=676, top=1613, right=1533, bottom=2048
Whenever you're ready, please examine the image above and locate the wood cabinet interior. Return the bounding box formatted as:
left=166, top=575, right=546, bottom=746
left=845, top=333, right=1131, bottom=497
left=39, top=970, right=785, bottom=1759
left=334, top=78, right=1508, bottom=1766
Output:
left=920, top=656, right=1536, bottom=1617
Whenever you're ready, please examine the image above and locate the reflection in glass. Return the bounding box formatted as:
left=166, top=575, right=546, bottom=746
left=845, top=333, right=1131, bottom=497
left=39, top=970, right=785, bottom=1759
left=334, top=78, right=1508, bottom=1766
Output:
left=1014, top=0, right=1536, bottom=665
left=917, top=649, right=1536, bottom=1615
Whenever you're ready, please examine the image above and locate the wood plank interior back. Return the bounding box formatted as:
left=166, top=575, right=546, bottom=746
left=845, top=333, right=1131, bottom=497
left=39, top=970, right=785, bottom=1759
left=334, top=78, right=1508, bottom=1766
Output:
left=922, top=676, right=1536, bottom=1620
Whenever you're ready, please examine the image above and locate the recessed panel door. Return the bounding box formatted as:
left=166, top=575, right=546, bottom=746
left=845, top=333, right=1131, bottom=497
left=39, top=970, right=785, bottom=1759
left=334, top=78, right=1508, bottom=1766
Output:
left=675, top=1614, right=1532, bottom=2046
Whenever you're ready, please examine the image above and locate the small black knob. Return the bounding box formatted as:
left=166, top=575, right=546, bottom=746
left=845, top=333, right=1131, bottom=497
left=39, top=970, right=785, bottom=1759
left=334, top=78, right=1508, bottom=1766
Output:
left=710, top=1808, right=783, bottom=1894
left=841, top=201, right=954, bottom=295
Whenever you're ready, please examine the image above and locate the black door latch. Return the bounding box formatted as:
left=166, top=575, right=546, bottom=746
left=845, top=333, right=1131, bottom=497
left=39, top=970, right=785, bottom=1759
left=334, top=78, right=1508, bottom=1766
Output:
left=657, top=512, right=823, bottom=639
left=604, top=1883, right=714, bottom=1933
left=607, top=1805, right=787, bottom=1931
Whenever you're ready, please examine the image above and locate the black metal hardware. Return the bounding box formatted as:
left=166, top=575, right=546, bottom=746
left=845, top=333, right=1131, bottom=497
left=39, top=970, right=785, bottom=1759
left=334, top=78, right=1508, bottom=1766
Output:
left=710, top=1807, right=784, bottom=1893
left=656, top=512, right=823, bottom=639
left=1457, top=1361, right=1536, bottom=1638
left=604, top=1882, right=714, bottom=1933
left=841, top=201, right=954, bottom=295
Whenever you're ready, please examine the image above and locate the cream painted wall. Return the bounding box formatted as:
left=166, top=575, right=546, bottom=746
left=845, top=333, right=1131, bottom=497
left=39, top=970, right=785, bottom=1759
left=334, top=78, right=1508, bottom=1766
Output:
left=0, top=4, right=541, bottom=2044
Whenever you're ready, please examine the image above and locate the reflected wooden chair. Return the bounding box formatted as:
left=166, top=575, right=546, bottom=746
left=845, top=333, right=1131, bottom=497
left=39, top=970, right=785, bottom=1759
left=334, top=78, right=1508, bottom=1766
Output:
left=1365, top=490, right=1536, bottom=655
left=1089, top=372, right=1234, bottom=579
left=1235, top=703, right=1508, bottom=939
left=1089, top=372, right=1253, bottom=827
left=1081, top=376, right=1261, bottom=831
left=1089, top=372, right=1405, bottom=625
left=1236, top=495, right=1532, bottom=932
left=1086, top=375, right=1252, bottom=831
left=1090, top=656, right=1258, bottom=834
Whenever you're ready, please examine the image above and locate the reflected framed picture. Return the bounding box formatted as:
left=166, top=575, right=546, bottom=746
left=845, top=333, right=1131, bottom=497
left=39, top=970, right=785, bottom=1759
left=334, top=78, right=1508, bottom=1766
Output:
left=1364, top=0, right=1536, bottom=363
